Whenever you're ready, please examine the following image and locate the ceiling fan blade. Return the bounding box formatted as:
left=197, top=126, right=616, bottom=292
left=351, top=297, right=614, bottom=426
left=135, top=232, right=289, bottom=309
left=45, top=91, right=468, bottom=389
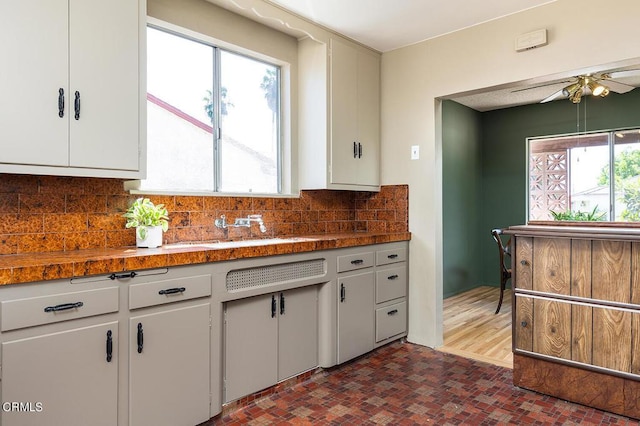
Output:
left=604, top=79, right=636, bottom=94
left=608, top=69, right=640, bottom=79
left=511, top=80, right=572, bottom=93
left=540, top=89, right=565, bottom=103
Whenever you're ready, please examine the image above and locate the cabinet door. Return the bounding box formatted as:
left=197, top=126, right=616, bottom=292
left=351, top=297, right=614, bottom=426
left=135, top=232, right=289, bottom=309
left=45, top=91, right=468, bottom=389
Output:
left=330, top=38, right=358, bottom=185
left=1, top=322, right=118, bottom=426
left=278, top=286, right=318, bottom=380
left=224, top=294, right=278, bottom=403
left=0, top=0, right=69, bottom=166
left=355, top=50, right=380, bottom=186
left=129, top=304, right=210, bottom=426
left=69, top=0, right=140, bottom=170
left=337, top=271, right=374, bottom=363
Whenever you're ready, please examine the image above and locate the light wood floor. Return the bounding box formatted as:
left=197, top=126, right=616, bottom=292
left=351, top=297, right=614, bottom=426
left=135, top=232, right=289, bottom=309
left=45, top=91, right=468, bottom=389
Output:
left=439, top=286, right=513, bottom=369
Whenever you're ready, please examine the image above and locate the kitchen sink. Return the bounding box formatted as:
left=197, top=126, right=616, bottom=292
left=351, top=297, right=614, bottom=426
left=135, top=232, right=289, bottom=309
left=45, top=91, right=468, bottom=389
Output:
left=165, top=237, right=317, bottom=250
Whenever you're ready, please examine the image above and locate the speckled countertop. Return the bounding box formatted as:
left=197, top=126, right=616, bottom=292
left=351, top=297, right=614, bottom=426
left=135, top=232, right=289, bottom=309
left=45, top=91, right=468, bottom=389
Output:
left=0, top=232, right=411, bottom=286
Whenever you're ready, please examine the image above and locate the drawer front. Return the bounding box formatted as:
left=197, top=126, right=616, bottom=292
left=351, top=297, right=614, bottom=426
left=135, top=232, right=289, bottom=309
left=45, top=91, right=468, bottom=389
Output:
left=375, top=301, right=407, bottom=343
left=376, top=247, right=407, bottom=266
left=1, top=287, right=119, bottom=332
left=337, top=252, right=374, bottom=273
left=129, top=274, right=212, bottom=310
left=375, top=266, right=407, bottom=303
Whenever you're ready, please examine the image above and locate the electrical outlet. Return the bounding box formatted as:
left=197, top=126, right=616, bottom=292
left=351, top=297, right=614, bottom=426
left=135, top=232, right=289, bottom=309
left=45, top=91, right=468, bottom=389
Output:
left=411, top=145, right=419, bottom=160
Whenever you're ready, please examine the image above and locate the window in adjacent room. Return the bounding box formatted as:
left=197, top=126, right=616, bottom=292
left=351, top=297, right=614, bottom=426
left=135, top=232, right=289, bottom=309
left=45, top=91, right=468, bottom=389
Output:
left=528, top=128, right=640, bottom=222
left=142, top=26, right=281, bottom=194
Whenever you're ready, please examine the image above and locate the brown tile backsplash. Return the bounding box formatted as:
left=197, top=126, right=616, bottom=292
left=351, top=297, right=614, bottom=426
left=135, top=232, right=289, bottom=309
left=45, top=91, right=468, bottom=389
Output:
left=0, top=174, right=408, bottom=254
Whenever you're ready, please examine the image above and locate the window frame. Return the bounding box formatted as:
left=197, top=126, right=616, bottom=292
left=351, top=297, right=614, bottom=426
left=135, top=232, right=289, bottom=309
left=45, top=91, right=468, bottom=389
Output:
left=526, top=126, right=640, bottom=223
left=127, top=18, right=293, bottom=197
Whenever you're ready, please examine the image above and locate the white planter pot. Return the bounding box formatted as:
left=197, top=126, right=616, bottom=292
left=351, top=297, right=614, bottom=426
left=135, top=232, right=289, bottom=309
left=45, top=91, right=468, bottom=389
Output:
left=136, top=225, right=163, bottom=248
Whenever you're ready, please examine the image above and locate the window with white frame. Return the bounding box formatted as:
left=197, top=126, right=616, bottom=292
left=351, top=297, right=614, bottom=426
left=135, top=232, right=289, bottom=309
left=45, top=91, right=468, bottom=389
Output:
left=143, top=26, right=282, bottom=194
left=528, top=128, right=640, bottom=222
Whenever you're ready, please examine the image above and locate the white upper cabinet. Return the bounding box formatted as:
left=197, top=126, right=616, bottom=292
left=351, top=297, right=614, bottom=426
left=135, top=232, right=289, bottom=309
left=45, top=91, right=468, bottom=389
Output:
left=0, top=0, right=145, bottom=178
left=298, top=37, right=380, bottom=191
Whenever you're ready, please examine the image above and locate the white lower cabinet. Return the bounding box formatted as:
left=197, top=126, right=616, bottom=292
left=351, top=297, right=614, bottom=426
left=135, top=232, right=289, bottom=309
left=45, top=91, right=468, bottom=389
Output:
left=129, top=303, right=211, bottom=426
left=337, top=271, right=375, bottom=363
left=224, top=285, right=318, bottom=403
left=1, top=322, right=119, bottom=426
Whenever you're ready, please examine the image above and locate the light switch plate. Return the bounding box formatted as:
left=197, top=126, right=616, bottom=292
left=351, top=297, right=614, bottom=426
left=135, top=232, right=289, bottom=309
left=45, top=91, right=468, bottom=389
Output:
left=411, top=145, right=419, bottom=160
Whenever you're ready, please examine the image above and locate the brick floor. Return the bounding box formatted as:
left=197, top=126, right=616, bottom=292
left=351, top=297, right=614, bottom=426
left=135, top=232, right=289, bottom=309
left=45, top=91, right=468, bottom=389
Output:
left=208, top=341, right=639, bottom=425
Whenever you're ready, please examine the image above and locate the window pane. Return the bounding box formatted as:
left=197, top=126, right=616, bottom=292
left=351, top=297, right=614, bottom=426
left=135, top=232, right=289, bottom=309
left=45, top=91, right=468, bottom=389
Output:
left=146, top=27, right=214, bottom=191
left=529, top=133, right=609, bottom=221
left=219, top=50, right=279, bottom=193
left=613, top=129, right=640, bottom=221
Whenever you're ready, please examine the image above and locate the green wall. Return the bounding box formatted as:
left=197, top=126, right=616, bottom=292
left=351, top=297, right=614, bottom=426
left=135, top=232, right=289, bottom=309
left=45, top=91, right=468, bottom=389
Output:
left=442, top=100, right=483, bottom=297
left=442, top=90, right=640, bottom=297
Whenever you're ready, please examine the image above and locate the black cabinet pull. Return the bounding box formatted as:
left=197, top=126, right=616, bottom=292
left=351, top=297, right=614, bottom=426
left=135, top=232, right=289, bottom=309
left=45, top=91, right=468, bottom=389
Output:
left=521, top=321, right=528, bottom=327
left=58, top=88, right=64, bottom=118
left=158, top=287, right=186, bottom=295
left=387, top=254, right=399, bottom=259
left=387, top=309, right=398, bottom=316
left=350, top=259, right=364, bottom=265
left=340, top=284, right=346, bottom=302
left=280, top=292, right=285, bottom=315
left=353, top=141, right=358, bottom=158
left=387, top=274, right=399, bottom=280
left=106, top=330, right=113, bottom=362
left=137, top=323, right=144, bottom=354
left=74, top=91, right=81, bottom=120
left=271, top=294, right=277, bottom=318
left=109, top=271, right=137, bottom=280
left=44, top=301, right=83, bottom=313
left=520, top=260, right=528, bottom=266
left=358, top=142, right=362, bottom=158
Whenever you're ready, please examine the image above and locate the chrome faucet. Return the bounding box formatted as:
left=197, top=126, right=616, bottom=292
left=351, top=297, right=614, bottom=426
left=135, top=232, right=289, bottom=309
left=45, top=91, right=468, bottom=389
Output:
left=215, top=214, right=267, bottom=233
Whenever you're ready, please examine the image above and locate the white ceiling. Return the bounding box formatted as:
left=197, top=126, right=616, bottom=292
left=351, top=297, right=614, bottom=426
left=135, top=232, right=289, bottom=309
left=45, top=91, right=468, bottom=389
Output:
left=267, top=0, right=557, bottom=52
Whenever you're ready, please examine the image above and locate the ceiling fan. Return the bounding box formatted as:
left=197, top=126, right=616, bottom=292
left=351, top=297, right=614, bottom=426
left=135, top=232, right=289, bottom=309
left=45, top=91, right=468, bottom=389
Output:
left=515, top=70, right=640, bottom=104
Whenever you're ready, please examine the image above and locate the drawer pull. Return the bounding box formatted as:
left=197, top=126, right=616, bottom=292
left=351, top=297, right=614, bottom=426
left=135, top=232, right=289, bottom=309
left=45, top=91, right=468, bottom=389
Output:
left=521, top=321, right=528, bottom=327
left=271, top=294, right=277, bottom=318
left=387, top=254, right=399, bottom=259
left=74, top=90, right=81, bottom=120
left=106, top=330, right=113, bottom=362
left=58, top=88, right=65, bottom=118
left=387, top=309, right=399, bottom=316
left=387, top=274, right=399, bottom=280
left=340, top=284, right=346, bottom=302
left=350, top=259, right=364, bottom=265
left=109, top=271, right=137, bottom=280
left=44, top=301, right=84, bottom=313
left=158, top=287, right=186, bottom=296
left=520, top=260, right=528, bottom=266
left=137, top=323, right=144, bottom=353
left=280, top=292, right=285, bottom=315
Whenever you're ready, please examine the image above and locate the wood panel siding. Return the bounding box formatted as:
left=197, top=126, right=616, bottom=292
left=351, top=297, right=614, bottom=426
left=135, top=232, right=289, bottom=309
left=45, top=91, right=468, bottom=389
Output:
left=533, top=238, right=570, bottom=295
left=592, top=307, right=631, bottom=372
left=570, top=239, right=591, bottom=297
left=514, top=295, right=533, bottom=352
left=533, top=298, right=571, bottom=360
left=592, top=240, right=631, bottom=303
left=515, top=237, right=533, bottom=290
left=571, top=304, right=592, bottom=364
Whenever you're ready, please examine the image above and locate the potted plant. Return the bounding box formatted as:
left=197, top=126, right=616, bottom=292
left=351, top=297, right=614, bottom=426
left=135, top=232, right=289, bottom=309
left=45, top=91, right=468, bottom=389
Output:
left=123, top=198, right=169, bottom=248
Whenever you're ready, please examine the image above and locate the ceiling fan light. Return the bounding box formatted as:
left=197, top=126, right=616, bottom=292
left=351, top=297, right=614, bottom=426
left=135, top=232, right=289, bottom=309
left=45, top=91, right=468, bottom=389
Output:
left=563, top=82, right=581, bottom=97
left=570, top=88, right=583, bottom=103
left=599, top=86, right=610, bottom=97
left=588, top=81, right=606, bottom=96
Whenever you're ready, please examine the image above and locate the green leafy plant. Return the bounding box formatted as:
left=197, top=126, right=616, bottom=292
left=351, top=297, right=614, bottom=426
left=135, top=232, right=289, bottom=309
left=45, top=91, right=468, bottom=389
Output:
left=550, top=206, right=606, bottom=221
left=123, top=198, right=169, bottom=240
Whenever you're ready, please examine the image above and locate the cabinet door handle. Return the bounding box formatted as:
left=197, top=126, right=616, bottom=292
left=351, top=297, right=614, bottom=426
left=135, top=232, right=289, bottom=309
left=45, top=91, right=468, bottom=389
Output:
left=271, top=294, right=277, bottom=318
left=387, top=254, right=398, bottom=259
left=58, top=88, right=65, bottom=118
left=109, top=271, right=137, bottom=280
left=74, top=90, right=81, bottom=120
left=106, top=330, right=113, bottom=362
left=520, top=260, right=528, bottom=266
left=387, top=274, right=399, bottom=280
left=353, top=141, right=358, bottom=158
left=358, top=142, right=362, bottom=158
left=387, top=309, right=398, bottom=316
left=158, top=287, right=186, bottom=295
left=280, top=292, right=285, bottom=315
left=137, top=322, right=144, bottom=354
left=350, top=259, right=364, bottom=265
left=340, top=283, right=346, bottom=302
left=44, top=301, right=83, bottom=313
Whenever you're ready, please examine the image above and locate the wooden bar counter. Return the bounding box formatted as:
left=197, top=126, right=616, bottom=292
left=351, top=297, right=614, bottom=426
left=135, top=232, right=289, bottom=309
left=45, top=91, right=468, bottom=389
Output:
left=506, top=225, right=640, bottom=419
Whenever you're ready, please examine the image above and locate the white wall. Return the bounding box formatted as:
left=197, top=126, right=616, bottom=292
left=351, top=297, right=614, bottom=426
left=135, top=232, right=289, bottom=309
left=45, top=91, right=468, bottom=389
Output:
left=382, top=0, right=640, bottom=347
